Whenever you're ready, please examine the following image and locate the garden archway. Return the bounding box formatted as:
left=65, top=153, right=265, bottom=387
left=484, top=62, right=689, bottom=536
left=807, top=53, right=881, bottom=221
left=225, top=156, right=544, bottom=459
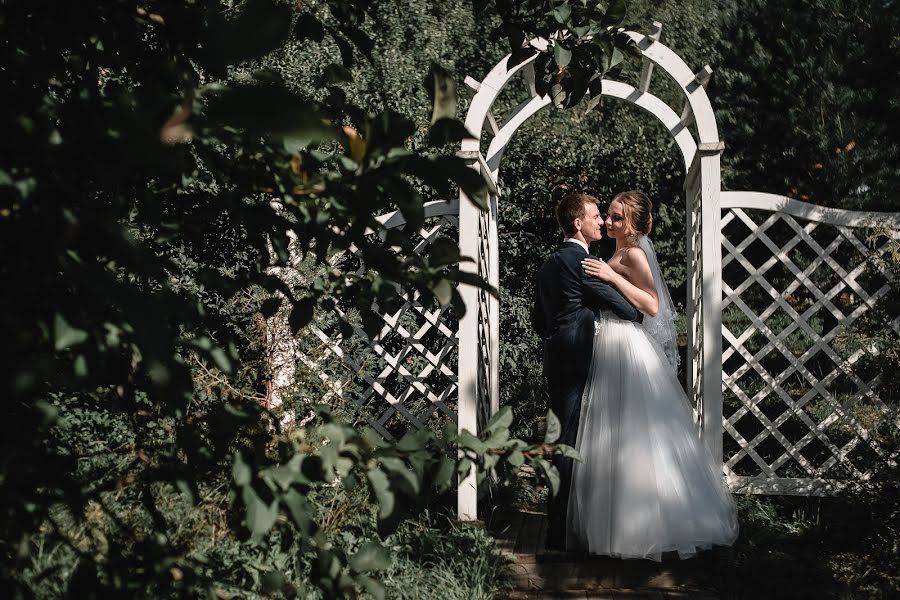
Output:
left=456, top=24, right=726, bottom=519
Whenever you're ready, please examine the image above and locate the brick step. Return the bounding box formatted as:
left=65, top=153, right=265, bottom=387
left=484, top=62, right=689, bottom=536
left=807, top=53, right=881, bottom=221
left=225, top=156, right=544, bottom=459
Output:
left=506, top=591, right=718, bottom=599
left=506, top=557, right=711, bottom=592
left=490, top=509, right=719, bottom=599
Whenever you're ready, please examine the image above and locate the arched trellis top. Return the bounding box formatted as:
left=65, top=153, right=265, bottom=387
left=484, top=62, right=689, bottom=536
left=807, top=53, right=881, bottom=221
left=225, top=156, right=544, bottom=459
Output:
left=460, top=29, right=721, bottom=178
left=455, top=25, right=728, bottom=520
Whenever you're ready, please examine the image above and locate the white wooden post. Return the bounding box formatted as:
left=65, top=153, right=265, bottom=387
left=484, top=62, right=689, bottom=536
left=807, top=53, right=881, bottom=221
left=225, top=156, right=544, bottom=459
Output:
left=457, top=163, right=481, bottom=522
left=698, top=142, right=725, bottom=460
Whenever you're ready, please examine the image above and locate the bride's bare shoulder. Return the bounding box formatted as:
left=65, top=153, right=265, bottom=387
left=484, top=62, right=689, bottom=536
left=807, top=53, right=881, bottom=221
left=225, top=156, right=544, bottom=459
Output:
left=619, top=246, right=649, bottom=268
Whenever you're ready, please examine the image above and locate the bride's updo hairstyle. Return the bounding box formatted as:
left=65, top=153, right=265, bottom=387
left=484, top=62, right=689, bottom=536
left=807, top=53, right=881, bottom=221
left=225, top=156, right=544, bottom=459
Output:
left=613, top=190, right=653, bottom=237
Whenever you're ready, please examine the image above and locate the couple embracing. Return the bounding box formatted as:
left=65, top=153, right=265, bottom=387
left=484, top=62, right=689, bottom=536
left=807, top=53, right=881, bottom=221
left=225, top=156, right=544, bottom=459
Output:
left=531, top=191, right=738, bottom=560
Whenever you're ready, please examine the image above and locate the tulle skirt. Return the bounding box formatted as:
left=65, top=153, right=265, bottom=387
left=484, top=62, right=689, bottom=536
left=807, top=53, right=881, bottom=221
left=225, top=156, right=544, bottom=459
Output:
left=567, top=311, right=739, bottom=561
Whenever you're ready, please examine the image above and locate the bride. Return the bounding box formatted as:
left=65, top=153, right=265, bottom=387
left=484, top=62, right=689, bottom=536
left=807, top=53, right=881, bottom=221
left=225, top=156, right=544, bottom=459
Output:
left=567, top=190, right=739, bottom=560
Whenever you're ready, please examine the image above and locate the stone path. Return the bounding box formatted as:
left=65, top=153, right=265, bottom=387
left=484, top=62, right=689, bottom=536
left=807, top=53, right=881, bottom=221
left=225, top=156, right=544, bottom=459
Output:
left=490, top=509, right=720, bottom=600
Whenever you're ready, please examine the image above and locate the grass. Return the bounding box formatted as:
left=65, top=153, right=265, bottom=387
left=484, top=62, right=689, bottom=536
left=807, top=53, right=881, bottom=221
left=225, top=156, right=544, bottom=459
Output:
left=381, top=513, right=513, bottom=600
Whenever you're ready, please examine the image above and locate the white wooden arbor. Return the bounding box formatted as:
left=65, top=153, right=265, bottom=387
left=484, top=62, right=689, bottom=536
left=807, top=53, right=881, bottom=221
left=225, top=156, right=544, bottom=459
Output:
left=456, top=25, right=727, bottom=519
left=272, top=23, right=899, bottom=523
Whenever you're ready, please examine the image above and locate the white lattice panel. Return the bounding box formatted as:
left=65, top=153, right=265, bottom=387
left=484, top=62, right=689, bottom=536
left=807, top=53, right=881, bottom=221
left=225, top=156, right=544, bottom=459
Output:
left=719, top=194, right=900, bottom=494
left=297, top=207, right=462, bottom=441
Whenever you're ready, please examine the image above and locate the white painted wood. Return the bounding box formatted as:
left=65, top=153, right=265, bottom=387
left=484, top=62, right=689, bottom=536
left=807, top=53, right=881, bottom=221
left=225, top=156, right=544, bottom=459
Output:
left=718, top=193, right=900, bottom=494
left=638, top=21, right=663, bottom=93
left=624, top=31, right=720, bottom=144
left=721, top=191, right=900, bottom=228
left=270, top=22, right=900, bottom=513
left=457, top=183, right=481, bottom=521
left=679, top=65, right=712, bottom=129
left=284, top=22, right=900, bottom=518
left=697, top=143, right=725, bottom=461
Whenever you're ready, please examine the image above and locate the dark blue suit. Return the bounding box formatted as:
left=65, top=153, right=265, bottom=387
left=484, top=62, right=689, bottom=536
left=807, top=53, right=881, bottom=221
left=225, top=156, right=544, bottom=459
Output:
left=531, top=241, right=642, bottom=547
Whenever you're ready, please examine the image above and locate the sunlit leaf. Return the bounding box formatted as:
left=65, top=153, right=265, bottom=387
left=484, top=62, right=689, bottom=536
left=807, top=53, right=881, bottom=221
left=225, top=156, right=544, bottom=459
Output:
left=544, top=409, right=561, bottom=444
left=366, top=468, right=395, bottom=520
left=485, top=405, right=513, bottom=434
left=53, top=313, right=88, bottom=351
left=243, top=485, right=278, bottom=538
left=424, top=62, right=458, bottom=124
left=233, top=450, right=252, bottom=487
left=431, top=279, right=453, bottom=306
left=350, top=541, right=392, bottom=572
left=554, top=42, right=572, bottom=68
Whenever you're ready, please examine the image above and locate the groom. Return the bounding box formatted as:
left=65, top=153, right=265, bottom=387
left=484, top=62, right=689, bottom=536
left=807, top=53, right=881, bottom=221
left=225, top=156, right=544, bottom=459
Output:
left=531, top=193, right=642, bottom=550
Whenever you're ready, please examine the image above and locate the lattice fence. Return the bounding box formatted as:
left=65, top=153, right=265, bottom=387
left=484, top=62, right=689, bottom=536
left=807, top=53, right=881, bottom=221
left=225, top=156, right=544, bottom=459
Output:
left=272, top=202, right=461, bottom=441
left=719, top=194, right=900, bottom=494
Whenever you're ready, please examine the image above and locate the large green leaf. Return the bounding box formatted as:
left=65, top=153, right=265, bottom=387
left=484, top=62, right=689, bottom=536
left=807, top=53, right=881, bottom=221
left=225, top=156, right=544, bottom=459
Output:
left=604, top=0, right=628, bottom=26
left=554, top=42, right=572, bottom=68
left=485, top=405, right=513, bottom=434
left=378, top=457, right=420, bottom=495
left=208, top=0, right=293, bottom=65
left=282, top=488, right=315, bottom=535
left=544, top=409, right=561, bottom=444
left=243, top=485, right=278, bottom=539
left=53, top=313, right=88, bottom=351
left=551, top=2, right=572, bottom=24
left=349, top=540, right=392, bottom=572
left=366, top=468, right=395, bottom=520
left=288, top=297, right=316, bottom=333
left=232, top=450, right=252, bottom=487
left=533, top=457, right=561, bottom=496
left=294, top=12, right=325, bottom=43
left=201, top=85, right=335, bottom=143
left=357, top=575, right=386, bottom=600
left=424, top=62, right=458, bottom=124
left=430, top=279, right=453, bottom=306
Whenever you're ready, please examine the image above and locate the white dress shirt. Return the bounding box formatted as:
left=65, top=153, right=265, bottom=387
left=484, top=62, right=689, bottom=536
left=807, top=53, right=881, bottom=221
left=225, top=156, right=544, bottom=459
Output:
left=563, top=238, right=589, bottom=254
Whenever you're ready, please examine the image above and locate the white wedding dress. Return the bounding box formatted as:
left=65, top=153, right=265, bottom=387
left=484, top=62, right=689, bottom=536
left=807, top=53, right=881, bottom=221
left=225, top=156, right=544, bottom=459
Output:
left=567, top=236, right=738, bottom=561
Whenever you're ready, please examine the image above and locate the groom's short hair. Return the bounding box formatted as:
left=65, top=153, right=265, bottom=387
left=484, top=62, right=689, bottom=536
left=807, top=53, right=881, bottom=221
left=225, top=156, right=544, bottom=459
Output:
left=556, top=193, right=597, bottom=237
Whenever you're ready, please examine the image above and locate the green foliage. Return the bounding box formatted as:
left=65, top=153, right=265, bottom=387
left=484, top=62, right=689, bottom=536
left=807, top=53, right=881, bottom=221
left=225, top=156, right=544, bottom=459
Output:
left=714, top=0, right=900, bottom=211
left=380, top=513, right=512, bottom=600
left=832, top=228, right=900, bottom=406
left=488, top=0, right=640, bottom=109
left=3, top=0, right=897, bottom=597
left=0, top=0, right=522, bottom=596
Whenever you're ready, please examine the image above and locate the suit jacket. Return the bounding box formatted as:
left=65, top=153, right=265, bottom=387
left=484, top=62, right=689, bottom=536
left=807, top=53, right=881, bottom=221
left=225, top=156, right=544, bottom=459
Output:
left=532, top=243, right=641, bottom=337
left=531, top=242, right=642, bottom=433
